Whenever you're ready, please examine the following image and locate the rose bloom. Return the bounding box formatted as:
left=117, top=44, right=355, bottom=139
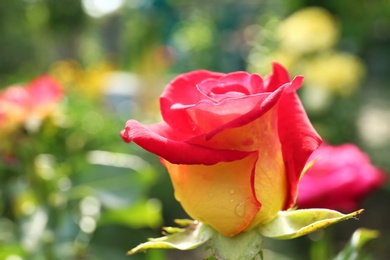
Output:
left=297, top=143, right=387, bottom=212
left=121, top=64, right=321, bottom=236
left=0, top=75, right=63, bottom=132
left=26, top=75, right=63, bottom=119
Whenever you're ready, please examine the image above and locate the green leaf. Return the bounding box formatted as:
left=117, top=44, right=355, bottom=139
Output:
left=98, top=198, right=163, bottom=229
left=258, top=208, right=364, bottom=239
left=127, top=220, right=215, bottom=255
left=333, top=228, right=380, bottom=260
left=209, top=230, right=263, bottom=260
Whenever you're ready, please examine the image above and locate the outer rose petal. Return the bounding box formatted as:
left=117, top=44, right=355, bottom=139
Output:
left=263, top=63, right=290, bottom=92
left=279, top=90, right=321, bottom=208
left=120, top=120, right=253, bottom=165
left=269, top=64, right=322, bottom=209
left=245, top=108, right=287, bottom=229
left=163, top=153, right=261, bottom=237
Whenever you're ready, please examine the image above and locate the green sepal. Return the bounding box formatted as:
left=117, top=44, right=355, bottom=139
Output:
left=127, top=208, right=364, bottom=257
left=209, top=230, right=263, bottom=260
left=258, top=208, right=364, bottom=239
left=333, top=228, right=380, bottom=260
left=127, top=220, right=215, bottom=255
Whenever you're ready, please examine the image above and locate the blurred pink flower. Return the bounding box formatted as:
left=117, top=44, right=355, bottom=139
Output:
left=297, top=143, right=387, bottom=212
left=25, top=75, right=63, bottom=119
left=0, top=86, right=30, bottom=128
left=0, top=75, right=63, bottom=132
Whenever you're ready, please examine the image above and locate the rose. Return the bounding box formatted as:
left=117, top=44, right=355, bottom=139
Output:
left=121, top=63, right=321, bottom=236
left=26, top=75, right=63, bottom=119
left=297, top=143, right=386, bottom=212
left=0, top=75, right=63, bottom=132
left=0, top=86, right=30, bottom=131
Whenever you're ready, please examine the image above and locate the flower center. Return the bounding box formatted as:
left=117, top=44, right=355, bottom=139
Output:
left=198, top=79, right=250, bottom=102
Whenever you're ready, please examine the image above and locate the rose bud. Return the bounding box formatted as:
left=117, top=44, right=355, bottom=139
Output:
left=121, top=63, right=321, bottom=237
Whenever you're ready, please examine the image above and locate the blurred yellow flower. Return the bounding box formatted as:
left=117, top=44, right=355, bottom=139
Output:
left=247, top=49, right=299, bottom=75
left=50, top=60, right=114, bottom=99
left=302, top=52, right=365, bottom=96
left=49, top=60, right=81, bottom=86
left=277, top=7, right=339, bottom=54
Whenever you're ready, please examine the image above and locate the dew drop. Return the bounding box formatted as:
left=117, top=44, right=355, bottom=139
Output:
left=229, top=189, right=235, bottom=194
left=235, top=199, right=249, bottom=218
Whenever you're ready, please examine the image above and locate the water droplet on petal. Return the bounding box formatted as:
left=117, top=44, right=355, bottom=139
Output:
left=229, top=189, right=235, bottom=194
left=235, top=199, right=250, bottom=218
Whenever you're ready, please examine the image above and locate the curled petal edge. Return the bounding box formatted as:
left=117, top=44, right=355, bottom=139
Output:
left=120, top=120, right=254, bottom=165
left=190, top=76, right=304, bottom=142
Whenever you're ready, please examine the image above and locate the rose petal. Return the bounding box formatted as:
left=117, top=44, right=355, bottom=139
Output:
left=276, top=76, right=322, bottom=209
left=184, top=88, right=282, bottom=151
left=163, top=153, right=261, bottom=237
left=200, top=76, right=302, bottom=143
left=196, top=72, right=263, bottom=101
left=246, top=108, right=288, bottom=229
left=120, top=120, right=253, bottom=165
left=182, top=93, right=271, bottom=134
left=264, top=62, right=291, bottom=92
left=160, top=70, right=224, bottom=134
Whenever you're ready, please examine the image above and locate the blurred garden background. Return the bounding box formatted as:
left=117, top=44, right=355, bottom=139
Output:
left=0, top=0, right=389, bottom=259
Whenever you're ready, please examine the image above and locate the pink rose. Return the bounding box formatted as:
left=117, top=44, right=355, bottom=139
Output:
left=121, top=64, right=321, bottom=236
left=297, top=143, right=387, bottom=212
